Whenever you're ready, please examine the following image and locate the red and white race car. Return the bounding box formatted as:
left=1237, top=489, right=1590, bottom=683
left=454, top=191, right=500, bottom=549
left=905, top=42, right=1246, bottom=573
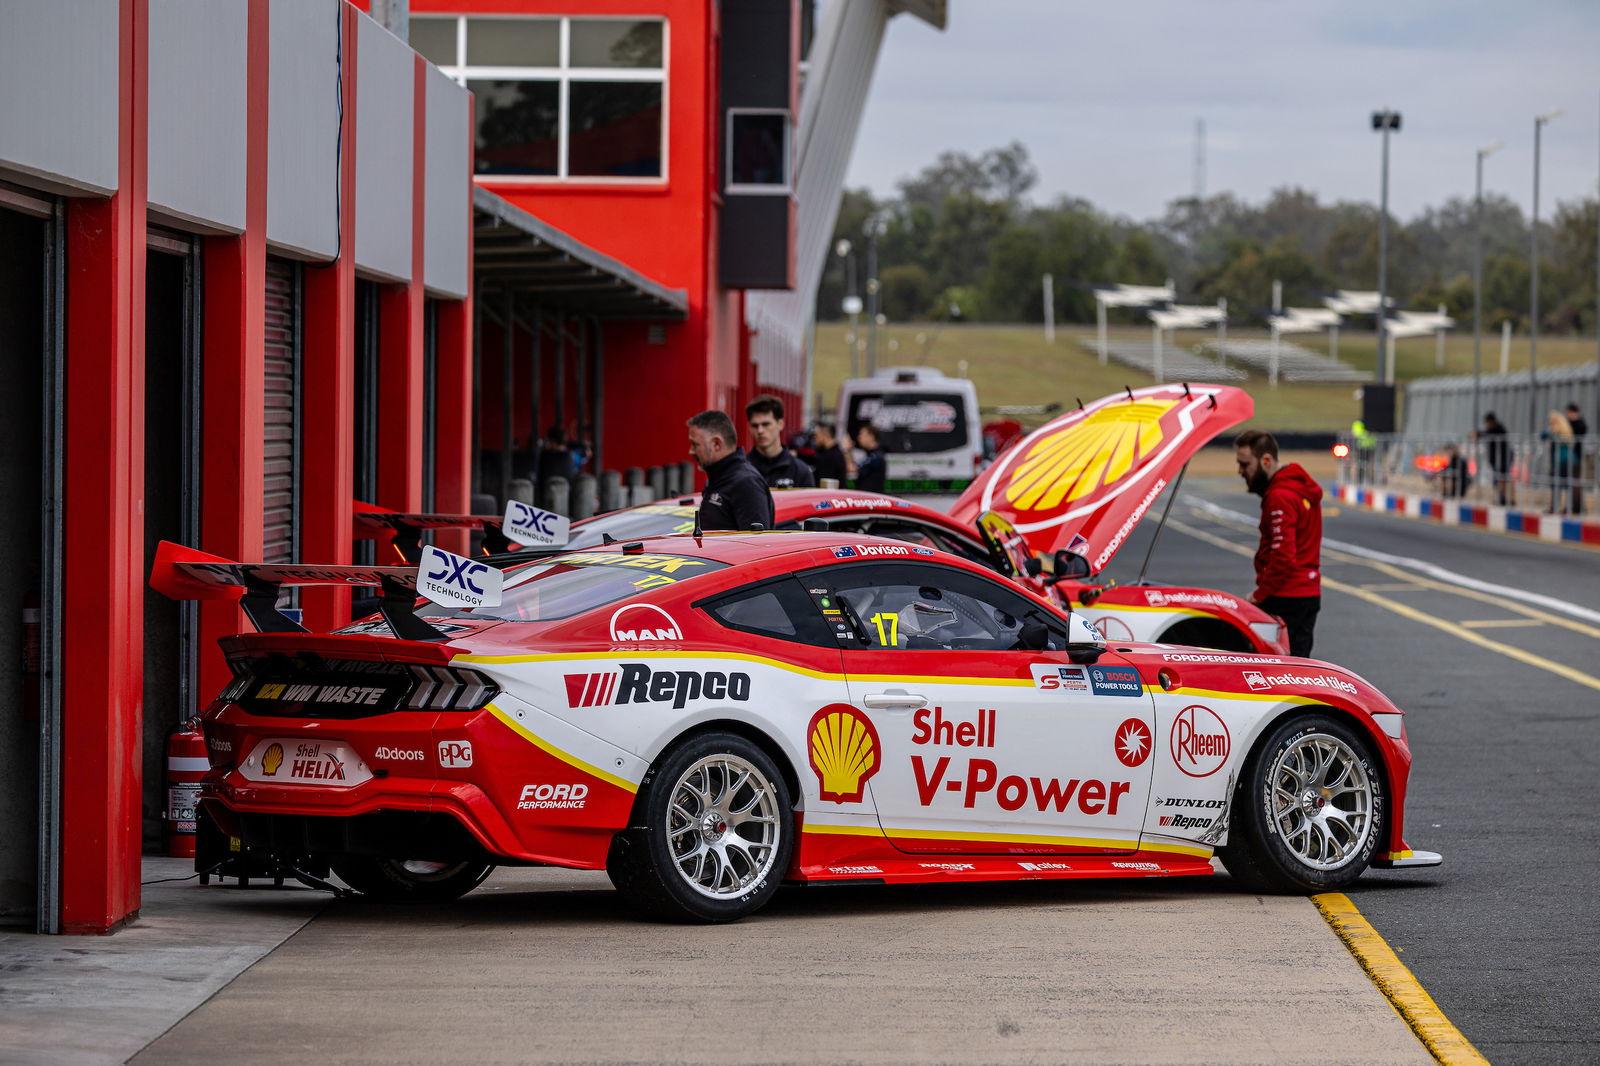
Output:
left=371, top=383, right=1287, bottom=655
left=153, top=528, right=1439, bottom=922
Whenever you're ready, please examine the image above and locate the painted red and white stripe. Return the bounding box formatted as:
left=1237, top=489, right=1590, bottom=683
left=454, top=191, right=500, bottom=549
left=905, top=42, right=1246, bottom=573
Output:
left=564, top=672, right=620, bottom=708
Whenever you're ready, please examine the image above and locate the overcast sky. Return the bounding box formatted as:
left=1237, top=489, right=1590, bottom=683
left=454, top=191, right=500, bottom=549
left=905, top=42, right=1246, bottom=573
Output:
left=843, top=0, right=1600, bottom=223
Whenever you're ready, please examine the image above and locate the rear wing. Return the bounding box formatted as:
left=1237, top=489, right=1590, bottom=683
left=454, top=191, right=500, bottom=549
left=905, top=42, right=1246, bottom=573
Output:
left=150, top=541, right=502, bottom=642
left=353, top=499, right=569, bottom=564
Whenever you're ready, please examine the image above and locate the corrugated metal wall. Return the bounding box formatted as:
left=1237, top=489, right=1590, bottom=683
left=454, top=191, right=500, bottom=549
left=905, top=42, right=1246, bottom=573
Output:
left=263, top=255, right=301, bottom=563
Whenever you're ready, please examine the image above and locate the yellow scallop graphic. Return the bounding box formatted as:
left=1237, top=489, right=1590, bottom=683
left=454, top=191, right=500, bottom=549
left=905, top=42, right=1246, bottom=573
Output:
left=808, top=704, right=881, bottom=804
left=1003, top=399, right=1177, bottom=512
left=262, top=742, right=284, bottom=776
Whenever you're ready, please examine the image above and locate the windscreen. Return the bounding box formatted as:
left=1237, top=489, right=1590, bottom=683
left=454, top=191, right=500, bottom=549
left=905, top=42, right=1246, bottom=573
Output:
left=564, top=504, right=699, bottom=550
left=423, top=551, right=726, bottom=622
left=847, top=392, right=970, bottom=453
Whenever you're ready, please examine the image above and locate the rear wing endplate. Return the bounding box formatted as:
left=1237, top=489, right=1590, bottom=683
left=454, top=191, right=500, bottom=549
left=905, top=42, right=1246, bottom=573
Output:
left=353, top=500, right=569, bottom=564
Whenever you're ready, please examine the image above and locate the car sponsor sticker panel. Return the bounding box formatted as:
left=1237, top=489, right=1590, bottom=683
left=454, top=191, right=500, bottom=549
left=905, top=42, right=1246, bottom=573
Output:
left=237, top=738, right=373, bottom=788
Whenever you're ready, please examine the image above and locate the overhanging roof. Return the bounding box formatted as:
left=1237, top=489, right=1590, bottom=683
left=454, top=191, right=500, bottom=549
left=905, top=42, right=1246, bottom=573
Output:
left=473, top=186, right=688, bottom=320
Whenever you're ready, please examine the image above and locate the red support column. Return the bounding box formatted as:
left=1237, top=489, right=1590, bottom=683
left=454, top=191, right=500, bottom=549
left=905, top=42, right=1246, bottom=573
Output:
left=299, top=4, right=359, bottom=631
left=197, top=0, right=269, bottom=700
left=375, top=55, right=428, bottom=516
left=432, top=88, right=476, bottom=558
left=60, top=0, right=148, bottom=934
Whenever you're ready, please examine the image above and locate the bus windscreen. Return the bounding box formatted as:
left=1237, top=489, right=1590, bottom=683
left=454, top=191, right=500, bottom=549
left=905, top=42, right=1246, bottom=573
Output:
left=848, top=393, right=970, bottom=453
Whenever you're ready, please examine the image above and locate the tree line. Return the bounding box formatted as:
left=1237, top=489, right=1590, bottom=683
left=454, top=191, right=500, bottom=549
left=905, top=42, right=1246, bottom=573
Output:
left=817, top=142, right=1600, bottom=334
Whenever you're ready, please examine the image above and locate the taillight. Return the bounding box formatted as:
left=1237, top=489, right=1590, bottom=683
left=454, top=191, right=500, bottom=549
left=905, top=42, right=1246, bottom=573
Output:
left=403, top=664, right=499, bottom=711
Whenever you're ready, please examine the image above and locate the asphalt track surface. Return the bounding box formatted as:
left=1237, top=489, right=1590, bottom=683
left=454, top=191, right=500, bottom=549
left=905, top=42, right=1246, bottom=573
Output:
left=1112, top=478, right=1600, bottom=1066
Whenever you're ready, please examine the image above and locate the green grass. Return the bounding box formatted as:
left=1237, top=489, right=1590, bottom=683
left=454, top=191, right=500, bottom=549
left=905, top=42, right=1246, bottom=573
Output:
left=810, top=322, right=1600, bottom=432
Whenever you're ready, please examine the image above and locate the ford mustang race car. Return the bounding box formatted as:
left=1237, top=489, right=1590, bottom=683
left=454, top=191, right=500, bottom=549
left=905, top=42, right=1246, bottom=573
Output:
left=152, top=530, right=1438, bottom=922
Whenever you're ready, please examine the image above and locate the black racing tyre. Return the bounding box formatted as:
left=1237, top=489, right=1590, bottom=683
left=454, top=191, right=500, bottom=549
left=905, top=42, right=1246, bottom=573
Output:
left=330, top=856, right=494, bottom=903
left=1159, top=618, right=1253, bottom=653
left=608, top=732, right=793, bottom=922
left=1218, top=713, right=1385, bottom=894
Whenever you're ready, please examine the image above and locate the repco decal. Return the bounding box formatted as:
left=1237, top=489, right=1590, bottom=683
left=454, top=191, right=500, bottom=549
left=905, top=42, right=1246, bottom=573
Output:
left=1170, top=705, right=1230, bottom=777
left=564, top=663, right=751, bottom=710
left=808, top=704, right=881, bottom=803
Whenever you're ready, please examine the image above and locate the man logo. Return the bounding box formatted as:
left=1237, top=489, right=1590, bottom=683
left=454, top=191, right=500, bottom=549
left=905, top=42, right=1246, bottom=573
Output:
left=609, top=603, right=683, bottom=643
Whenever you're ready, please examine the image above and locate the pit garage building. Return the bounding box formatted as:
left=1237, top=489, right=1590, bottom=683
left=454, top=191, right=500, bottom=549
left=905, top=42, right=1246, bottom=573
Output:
left=0, top=0, right=943, bottom=934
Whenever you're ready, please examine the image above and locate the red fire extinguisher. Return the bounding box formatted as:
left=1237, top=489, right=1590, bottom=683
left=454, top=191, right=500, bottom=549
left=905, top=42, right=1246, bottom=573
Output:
left=166, top=721, right=209, bottom=858
left=22, top=592, right=40, bottom=724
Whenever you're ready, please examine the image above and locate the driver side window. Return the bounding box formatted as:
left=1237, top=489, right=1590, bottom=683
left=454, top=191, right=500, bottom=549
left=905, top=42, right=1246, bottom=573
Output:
left=817, top=562, right=1063, bottom=652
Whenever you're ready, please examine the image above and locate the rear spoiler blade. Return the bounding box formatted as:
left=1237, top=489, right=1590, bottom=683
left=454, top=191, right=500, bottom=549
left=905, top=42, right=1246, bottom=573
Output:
left=149, top=541, right=450, bottom=642
left=352, top=503, right=514, bottom=563
left=352, top=500, right=568, bottom=563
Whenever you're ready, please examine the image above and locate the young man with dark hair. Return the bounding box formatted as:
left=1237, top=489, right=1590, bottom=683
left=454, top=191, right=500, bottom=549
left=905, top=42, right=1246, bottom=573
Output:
left=809, top=421, right=852, bottom=486
left=1565, top=402, right=1587, bottom=514
left=744, top=394, right=815, bottom=489
left=687, top=409, right=774, bottom=531
left=1235, top=429, right=1323, bottom=657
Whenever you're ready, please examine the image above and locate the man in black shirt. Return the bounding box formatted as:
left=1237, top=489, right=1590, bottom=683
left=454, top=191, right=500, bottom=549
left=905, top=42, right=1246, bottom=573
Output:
left=1565, top=402, right=1587, bottom=514
left=1478, top=411, right=1512, bottom=506
left=744, top=395, right=815, bottom=489
left=687, top=409, right=775, bottom=531
left=809, top=421, right=852, bottom=486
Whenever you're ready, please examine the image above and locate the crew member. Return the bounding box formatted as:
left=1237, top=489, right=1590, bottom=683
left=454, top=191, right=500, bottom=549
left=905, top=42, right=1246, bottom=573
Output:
left=809, top=421, right=853, bottom=486
left=1235, top=429, right=1323, bottom=657
left=687, top=409, right=775, bottom=531
left=854, top=423, right=887, bottom=492
left=745, top=395, right=815, bottom=489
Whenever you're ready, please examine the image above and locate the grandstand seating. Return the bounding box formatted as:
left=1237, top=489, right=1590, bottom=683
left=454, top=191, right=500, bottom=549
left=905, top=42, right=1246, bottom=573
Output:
left=1200, top=340, right=1367, bottom=382
left=1075, top=337, right=1246, bottom=381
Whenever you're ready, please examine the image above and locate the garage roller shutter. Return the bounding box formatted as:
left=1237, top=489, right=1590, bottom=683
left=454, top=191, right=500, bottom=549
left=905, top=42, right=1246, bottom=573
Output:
left=263, top=256, right=300, bottom=563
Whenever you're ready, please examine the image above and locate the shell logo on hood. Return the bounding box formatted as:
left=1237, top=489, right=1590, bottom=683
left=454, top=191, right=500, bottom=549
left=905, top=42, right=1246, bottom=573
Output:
left=1003, top=399, right=1177, bottom=512
left=808, top=704, right=881, bottom=803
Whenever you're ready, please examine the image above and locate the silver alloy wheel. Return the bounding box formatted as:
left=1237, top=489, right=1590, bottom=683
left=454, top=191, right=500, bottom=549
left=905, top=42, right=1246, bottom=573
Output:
left=1267, top=732, right=1375, bottom=870
left=665, top=753, right=783, bottom=899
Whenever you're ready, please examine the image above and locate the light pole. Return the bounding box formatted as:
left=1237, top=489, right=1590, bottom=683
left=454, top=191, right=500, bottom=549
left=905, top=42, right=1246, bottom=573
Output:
left=1531, top=108, right=1563, bottom=433
left=836, top=238, right=861, bottom=378
left=1473, top=141, right=1502, bottom=432
left=1372, top=110, right=1401, bottom=384
left=864, top=216, right=886, bottom=376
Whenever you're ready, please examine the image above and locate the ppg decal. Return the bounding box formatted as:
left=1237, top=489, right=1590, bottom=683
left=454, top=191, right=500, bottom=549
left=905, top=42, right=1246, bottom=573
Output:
left=505, top=501, right=571, bottom=547
left=418, top=545, right=503, bottom=609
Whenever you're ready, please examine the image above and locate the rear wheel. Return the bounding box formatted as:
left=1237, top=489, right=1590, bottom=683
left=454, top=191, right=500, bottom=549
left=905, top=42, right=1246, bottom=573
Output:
left=1219, top=714, right=1384, bottom=893
left=1159, top=618, right=1252, bottom=653
left=330, top=856, right=493, bottom=903
left=608, top=732, right=793, bottom=922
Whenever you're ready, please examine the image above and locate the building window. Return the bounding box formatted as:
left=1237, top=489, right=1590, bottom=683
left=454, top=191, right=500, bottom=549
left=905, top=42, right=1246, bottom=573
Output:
left=725, top=108, right=791, bottom=193
left=414, top=15, right=666, bottom=182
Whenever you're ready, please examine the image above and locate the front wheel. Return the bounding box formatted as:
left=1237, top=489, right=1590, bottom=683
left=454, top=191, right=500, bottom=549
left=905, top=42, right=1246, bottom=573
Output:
left=608, top=733, right=793, bottom=922
left=330, top=856, right=494, bottom=903
left=1219, top=714, right=1384, bottom=893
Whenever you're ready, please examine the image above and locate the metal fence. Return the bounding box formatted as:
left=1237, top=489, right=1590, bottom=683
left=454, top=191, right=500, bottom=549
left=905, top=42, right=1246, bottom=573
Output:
left=1336, top=431, right=1596, bottom=517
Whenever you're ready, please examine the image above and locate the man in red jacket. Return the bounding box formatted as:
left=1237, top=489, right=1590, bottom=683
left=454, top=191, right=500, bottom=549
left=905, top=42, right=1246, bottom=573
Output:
left=1235, top=429, right=1323, bottom=657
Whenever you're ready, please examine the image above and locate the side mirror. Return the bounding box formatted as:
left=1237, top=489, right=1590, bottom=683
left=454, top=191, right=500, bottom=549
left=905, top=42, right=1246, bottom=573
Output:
left=1052, top=550, right=1092, bottom=581
left=1065, top=612, right=1106, bottom=664
left=1023, top=556, right=1043, bottom=578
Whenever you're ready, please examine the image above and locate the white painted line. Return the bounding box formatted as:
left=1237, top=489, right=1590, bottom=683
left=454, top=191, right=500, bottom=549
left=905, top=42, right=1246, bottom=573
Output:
left=1184, top=495, right=1600, bottom=627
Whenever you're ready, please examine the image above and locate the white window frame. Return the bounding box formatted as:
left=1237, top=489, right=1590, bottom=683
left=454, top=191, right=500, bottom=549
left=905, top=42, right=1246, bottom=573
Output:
left=419, top=14, right=669, bottom=185
left=724, top=107, right=792, bottom=195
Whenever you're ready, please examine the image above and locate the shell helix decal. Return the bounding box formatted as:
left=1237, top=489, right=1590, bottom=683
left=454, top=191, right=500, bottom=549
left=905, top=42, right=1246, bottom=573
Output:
left=1003, top=399, right=1177, bottom=512
left=262, top=742, right=284, bottom=776
left=808, top=704, right=882, bottom=803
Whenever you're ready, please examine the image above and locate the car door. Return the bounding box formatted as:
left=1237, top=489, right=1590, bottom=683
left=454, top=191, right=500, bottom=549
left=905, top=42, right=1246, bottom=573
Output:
left=810, top=559, right=1157, bottom=856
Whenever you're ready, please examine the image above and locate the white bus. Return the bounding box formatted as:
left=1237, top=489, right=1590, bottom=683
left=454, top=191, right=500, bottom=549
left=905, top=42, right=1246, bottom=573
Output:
left=838, top=367, right=983, bottom=492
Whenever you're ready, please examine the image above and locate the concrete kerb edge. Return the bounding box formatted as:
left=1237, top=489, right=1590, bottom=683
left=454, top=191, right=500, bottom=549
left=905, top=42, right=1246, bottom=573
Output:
left=1334, top=482, right=1600, bottom=547
left=1313, top=892, right=1490, bottom=1066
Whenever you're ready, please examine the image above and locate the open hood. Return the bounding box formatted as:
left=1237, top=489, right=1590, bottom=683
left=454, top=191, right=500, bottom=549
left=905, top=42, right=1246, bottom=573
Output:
left=950, top=383, right=1253, bottom=572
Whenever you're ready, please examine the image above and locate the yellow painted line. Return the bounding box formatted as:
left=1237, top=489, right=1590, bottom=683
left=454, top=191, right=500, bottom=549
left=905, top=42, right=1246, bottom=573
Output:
left=488, top=705, right=638, bottom=794
left=1459, top=618, right=1545, bottom=630
left=1170, top=517, right=1600, bottom=694
left=1314, top=893, right=1491, bottom=1065
left=1182, top=506, right=1600, bottom=640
